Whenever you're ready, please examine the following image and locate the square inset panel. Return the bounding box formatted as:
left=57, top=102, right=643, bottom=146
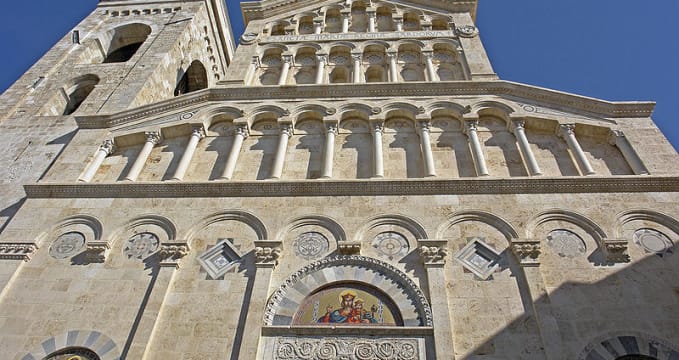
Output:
left=454, top=237, right=502, bottom=280
left=198, top=239, right=242, bottom=279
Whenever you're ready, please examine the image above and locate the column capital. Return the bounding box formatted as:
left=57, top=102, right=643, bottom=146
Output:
left=313, top=17, right=324, bottom=24
left=557, top=123, right=576, bottom=138
left=370, top=120, right=384, bottom=133
left=340, top=9, right=352, bottom=17
left=99, top=139, right=115, bottom=155
left=144, top=131, right=161, bottom=144
left=510, top=239, right=541, bottom=267
left=418, top=239, right=448, bottom=266
left=159, top=242, right=190, bottom=268
left=463, top=119, right=479, bottom=134
left=421, top=50, right=434, bottom=59
left=254, top=240, right=283, bottom=268
left=608, top=129, right=625, bottom=145
left=191, top=126, right=206, bottom=139
left=316, top=54, right=328, bottom=63
left=324, top=122, right=339, bottom=134
left=235, top=125, right=250, bottom=138
left=386, top=50, right=398, bottom=59
left=84, top=241, right=110, bottom=263
left=417, top=120, right=431, bottom=133
left=279, top=123, right=294, bottom=136
left=367, top=9, right=377, bottom=17
left=510, top=118, right=526, bottom=132
left=251, top=55, right=261, bottom=67
left=351, top=52, right=363, bottom=61
left=281, top=54, right=294, bottom=64
left=338, top=241, right=361, bottom=255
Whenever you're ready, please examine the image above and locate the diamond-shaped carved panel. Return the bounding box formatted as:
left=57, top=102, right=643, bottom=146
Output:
left=198, top=239, right=242, bottom=279
left=454, top=237, right=502, bottom=280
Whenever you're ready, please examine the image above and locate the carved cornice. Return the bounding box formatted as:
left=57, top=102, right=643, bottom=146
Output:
left=510, top=239, right=541, bottom=267
left=73, top=81, right=655, bottom=129
left=0, top=243, right=38, bottom=261
left=254, top=240, right=282, bottom=268
left=602, top=238, right=631, bottom=264
left=159, top=242, right=190, bottom=268
left=24, top=176, right=679, bottom=199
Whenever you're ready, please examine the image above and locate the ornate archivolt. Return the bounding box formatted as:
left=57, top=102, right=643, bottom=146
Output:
left=264, top=255, right=433, bottom=327
left=577, top=331, right=679, bottom=360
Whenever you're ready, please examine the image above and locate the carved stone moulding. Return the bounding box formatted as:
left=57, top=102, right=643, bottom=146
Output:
left=418, top=239, right=448, bottom=266
left=510, top=239, right=541, bottom=267
left=158, top=242, right=190, bottom=268
left=602, top=238, right=631, bottom=263
left=0, top=243, right=38, bottom=262
left=273, top=336, right=422, bottom=360
left=255, top=240, right=283, bottom=268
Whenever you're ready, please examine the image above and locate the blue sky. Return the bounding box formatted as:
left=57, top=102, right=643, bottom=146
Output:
left=1, top=0, right=677, bottom=151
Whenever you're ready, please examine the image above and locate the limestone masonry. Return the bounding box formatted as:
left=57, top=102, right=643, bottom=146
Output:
left=0, top=0, right=677, bottom=359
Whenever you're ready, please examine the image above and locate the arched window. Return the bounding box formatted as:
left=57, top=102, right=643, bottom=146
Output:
left=616, top=357, right=658, bottom=360
left=365, top=65, right=386, bottom=82
left=44, top=347, right=101, bottom=360
left=174, top=61, right=208, bottom=96
left=41, top=74, right=99, bottom=116
left=330, top=67, right=350, bottom=83
left=101, top=23, right=151, bottom=63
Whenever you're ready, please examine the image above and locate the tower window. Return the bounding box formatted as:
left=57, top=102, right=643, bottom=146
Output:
left=174, top=61, right=208, bottom=96
left=40, top=74, right=99, bottom=116
left=101, top=23, right=152, bottom=63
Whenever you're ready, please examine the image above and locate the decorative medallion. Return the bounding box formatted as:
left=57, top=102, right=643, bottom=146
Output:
left=456, top=24, right=479, bottom=38
left=372, top=232, right=409, bottom=260
left=546, top=229, right=587, bottom=258
left=123, top=232, right=159, bottom=260
left=293, top=232, right=329, bottom=260
left=633, top=228, right=673, bottom=255
left=49, top=232, right=86, bottom=259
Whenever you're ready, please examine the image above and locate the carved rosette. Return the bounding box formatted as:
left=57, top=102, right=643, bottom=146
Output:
left=159, top=242, right=190, bottom=268
left=338, top=241, right=361, bottom=255
left=603, top=239, right=631, bottom=263
left=84, top=241, right=110, bottom=263
left=254, top=240, right=282, bottom=268
left=511, top=240, right=541, bottom=267
left=418, top=239, right=448, bottom=266
left=0, top=243, right=38, bottom=261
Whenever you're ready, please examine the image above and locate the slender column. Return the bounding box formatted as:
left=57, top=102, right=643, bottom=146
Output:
left=242, top=240, right=282, bottom=359
left=367, top=10, right=377, bottom=32
left=510, top=240, right=565, bottom=360
left=387, top=51, right=398, bottom=82
left=558, top=124, right=595, bottom=175
left=418, top=121, right=436, bottom=177
left=313, top=18, right=323, bottom=34
left=124, top=132, right=160, bottom=182
left=278, top=55, right=292, bottom=85
left=79, top=139, right=115, bottom=182
left=321, top=123, right=337, bottom=178
left=608, top=130, right=649, bottom=175
left=418, top=240, right=455, bottom=359
left=371, top=121, right=384, bottom=178
left=315, top=54, right=327, bottom=84
left=511, top=120, right=542, bottom=176
left=171, top=127, right=204, bottom=181
left=244, top=56, right=260, bottom=86
left=422, top=51, right=437, bottom=81
left=219, top=126, right=249, bottom=180
left=351, top=53, right=362, bottom=83
left=464, top=120, right=489, bottom=176
left=341, top=11, right=351, bottom=33
left=394, top=16, right=404, bottom=31
left=269, top=124, right=293, bottom=179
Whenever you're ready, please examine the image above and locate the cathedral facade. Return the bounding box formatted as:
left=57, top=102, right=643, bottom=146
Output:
left=0, top=0, right=678, bottom=359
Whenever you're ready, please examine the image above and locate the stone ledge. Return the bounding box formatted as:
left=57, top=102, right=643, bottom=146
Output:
left=261, top=325, right=434, bottom=337
left=23, top=176, right=679, bottom=199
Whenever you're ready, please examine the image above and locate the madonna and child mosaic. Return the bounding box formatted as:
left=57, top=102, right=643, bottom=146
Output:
left=293, top=284, right=402, bottom=326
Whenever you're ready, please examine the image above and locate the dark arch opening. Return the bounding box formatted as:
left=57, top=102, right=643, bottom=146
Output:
left=616, top=356, right=658, bottom=360
left=44, top=347, right=101, bottom=360
left=174, top=61, right=208, bottom=96
left=63, top=74, right=99, bottom=115
left=102, top=23, right=151, bottom=63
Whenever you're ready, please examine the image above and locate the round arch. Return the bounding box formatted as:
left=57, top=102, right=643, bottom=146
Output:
left=23, top=330, right=121, bottom=360
left=437, top=210, right=518, bottom=241
left=276, top=215, right=347, bottom=243
left=527, top=209, right=607, bottom=244
left=357, top=214, right=428, bottom=243
left=264, top=255, right=433, bottom=327
left=615, top=209, right=679, bottom=238
left=185, top=210, right=267, bottom=243
left=577, top=332, right=679, bottom=360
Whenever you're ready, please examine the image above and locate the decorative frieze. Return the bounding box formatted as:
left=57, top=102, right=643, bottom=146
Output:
left=24, top=176, right=679, bottom=199
left=0, top=243, right=38, bottom=261
left=510, top=239, right=542, bottom=267
left=274, top=337, right=420, bottom=360
left=262, top=30, right=455, bottom=44
left=602, top=238, right=631, bottom=263
left=158, top=242, right=190, bottom=268
left=254, top=240, right=282, bottom=267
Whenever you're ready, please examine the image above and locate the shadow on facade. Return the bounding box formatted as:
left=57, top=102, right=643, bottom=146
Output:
left=462, top=245, right=678, bottom=359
